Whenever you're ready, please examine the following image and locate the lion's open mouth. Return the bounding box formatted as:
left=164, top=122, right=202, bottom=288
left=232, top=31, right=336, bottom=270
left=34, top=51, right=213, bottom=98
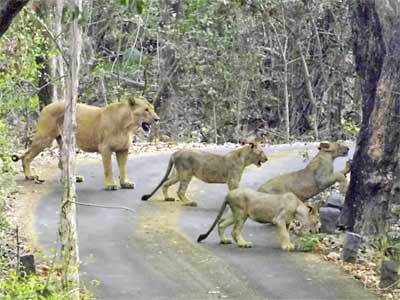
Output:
left=257, top=161, right=263, bottom=167
left=141, top=122, right=151, bottom=133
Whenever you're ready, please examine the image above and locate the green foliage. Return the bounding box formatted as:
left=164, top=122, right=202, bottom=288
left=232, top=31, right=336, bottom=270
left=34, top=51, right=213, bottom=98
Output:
left=296, top=233, right=324, bottom=252
left=372, top=235, right=400, bottom=263
left=0, top=121, right=16, bottom=173
left=343, top=119, right=360, bottom=137
left=0, top=121, right=15, bottom=232
left=0, top=9, right=44, bottom=116
left=0, top=271, right=71, bottom=300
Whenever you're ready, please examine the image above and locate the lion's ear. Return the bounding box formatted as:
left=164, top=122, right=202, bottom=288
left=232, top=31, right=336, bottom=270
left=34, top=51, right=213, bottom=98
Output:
left=318, top=142, right=330, bottom=151
left=306, top=203, right=315, bottom=213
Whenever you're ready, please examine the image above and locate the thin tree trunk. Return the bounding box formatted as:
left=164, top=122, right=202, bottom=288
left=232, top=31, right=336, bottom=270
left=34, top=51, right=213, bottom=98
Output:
left=299, top=50, right=318, bottom=140
left=59, top=0, right=82, bottom=298
left=268, top=16, right=290, bottom=142
left=35, top=0, right=56, bottom=108
left=0, top=0, right=30, bottom=37
left=329, top=81, right=343, bottom=140
left=36, top=55, right=53, bottom=109
left=213, top=101, right=217, bottom=144
left=340, top=0, right=400, bottom=237
left=49, top=57, right=58, bottom=101
left=283, top=59, right=290, bottom=141
left=55, top=0, right=65, bottom=100
left=47, top=2, right=58, bottom=102
left=99, top=76, right=107, bottom=106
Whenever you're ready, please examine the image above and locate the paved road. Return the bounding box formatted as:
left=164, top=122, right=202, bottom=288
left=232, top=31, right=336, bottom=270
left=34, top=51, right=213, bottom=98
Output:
left=35, top=144, right=376, bottom=300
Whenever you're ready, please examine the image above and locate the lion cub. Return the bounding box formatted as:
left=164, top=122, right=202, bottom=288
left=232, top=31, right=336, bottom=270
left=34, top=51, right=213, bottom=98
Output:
left=141, top=143, right=268, bottom=207
left=198, top=188, right=317, bottom=251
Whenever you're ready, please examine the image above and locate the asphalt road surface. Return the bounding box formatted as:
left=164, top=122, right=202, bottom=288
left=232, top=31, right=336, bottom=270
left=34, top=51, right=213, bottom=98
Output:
left=35, top=143, right=377, bottom=300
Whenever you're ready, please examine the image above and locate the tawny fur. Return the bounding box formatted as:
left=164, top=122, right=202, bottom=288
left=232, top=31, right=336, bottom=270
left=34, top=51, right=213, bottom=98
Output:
left=198, top=188, right=319, bottom=251
left=141, top=143, right=268, bottom=207
left=14, top=96, right=159, bottom=190
left=258, top=142, right=351, bottom=201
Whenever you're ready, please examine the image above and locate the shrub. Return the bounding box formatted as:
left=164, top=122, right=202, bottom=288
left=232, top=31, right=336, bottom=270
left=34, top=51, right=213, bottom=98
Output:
left=296, top=233, right=324, bottom=252
left=0, top=271, right=69, bottom=299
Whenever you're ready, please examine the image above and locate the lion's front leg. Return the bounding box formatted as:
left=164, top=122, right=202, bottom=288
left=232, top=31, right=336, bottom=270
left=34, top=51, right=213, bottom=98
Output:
left=116, top=150, right=134, bottom=189
left=273, top=209, right=294, bottom=251
left=333, top=171, right=348, bottom=195
left=276, top=220, right=294, bottom=251
left=341, top=160, right=352, bottom=175
left=100, top=149, right=118, bottom=190
left=227, top=176, right=240, bottom=191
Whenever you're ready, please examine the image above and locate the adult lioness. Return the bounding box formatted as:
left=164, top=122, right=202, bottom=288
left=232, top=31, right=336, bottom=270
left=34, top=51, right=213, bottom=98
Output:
left=12, top=96, right=159, bottom=190
left=141, top=143, right=268, bottom=207
left=258, top=142, right=351, bottom=200
left=197, top=188, right=317, bottom=251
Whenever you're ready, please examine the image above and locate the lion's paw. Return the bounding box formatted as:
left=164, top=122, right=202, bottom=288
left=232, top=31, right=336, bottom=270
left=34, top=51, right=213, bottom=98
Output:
left=238, top=241, right=253, bottom=248
left=282, top=243, right=295, bottom=251
left=26, top=175, right=44, bottom=184
left=76, top=175, right=85, bottom=183
left=105, top=183, right=119, bottom=191
left=120, top=181, right=135, bottom=189
left=164, top=197, right=176, bottom=202
left=183, top=201, right=198, bottom=207
left=220, top=239, right=232, bottom=245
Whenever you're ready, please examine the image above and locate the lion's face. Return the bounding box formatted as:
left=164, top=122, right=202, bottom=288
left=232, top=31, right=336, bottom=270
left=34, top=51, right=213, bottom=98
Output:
left=130, top=96, right=160, bottom=134
left=318, top=142, right=349, bottom=159
left=296, top=204, right=321, bottom=234
left=247, top=143, right=268, bottom=167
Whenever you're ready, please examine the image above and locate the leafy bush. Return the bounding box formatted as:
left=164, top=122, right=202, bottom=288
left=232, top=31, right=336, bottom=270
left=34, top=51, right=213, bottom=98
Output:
left=373, top=235, right=400, bottom=263
left=0, top=121, right=16, bottom=232
left=0, top=271, right=70, bottom=300
left=296, top=234, right=324, bottom=252
left=343, top=119, right=360, bottom=137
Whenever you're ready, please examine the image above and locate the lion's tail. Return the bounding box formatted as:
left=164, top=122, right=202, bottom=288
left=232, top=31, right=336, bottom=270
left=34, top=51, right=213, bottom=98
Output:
left=197, top=198, right=229, bottom=243
left=11, top=154, right=20, bottom=162
left=141, top=155, right=174, bottom=201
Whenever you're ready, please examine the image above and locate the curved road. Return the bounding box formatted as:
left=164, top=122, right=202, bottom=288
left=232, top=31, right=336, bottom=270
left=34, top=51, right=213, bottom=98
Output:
left=35, top=144, right=376, bottom=300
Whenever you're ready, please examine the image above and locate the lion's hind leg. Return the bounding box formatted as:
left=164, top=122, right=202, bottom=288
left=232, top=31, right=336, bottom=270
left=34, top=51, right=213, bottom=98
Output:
left=22, top=134, right=54, bottom=181
left=100, top=149, right=119, bottom=190
left=231, top=209, right=252, bottom=248
left=116, top=150, right=134, bottom=189
left=177, top=176, right=197, bottom=207
left=162, top=171, right=179, bottom=202
left=218, top=212, right=234, bottom=245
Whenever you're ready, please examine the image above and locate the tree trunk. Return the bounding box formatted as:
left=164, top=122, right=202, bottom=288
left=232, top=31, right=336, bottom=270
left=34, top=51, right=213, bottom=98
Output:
left=35, top=1, right=55, bottom=109
left=55, top=0, right=65, bottom=100
left=329, top=82, right=343, bottom=141
left=213, top=100, right=217, bottom=144
left=340, top=0, right=400, bottom=237
left=58, top=0, right=82, bottom=298
left=283, top=59, right=290, bottom=141
left=0, top=0, right=30, bottom=37
left=99, top=76, right=107, bottom=106
left=299, top=50, right=318, bottom=140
